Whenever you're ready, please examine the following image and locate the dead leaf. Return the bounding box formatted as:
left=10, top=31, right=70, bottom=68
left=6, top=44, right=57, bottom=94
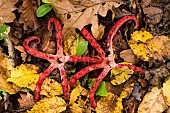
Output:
left=114, top=83, right=134, bottom=113
left=40, top=78, right=63, bottom=97
left=0, top=52, right=19, bottom=94
left=18, top=93, right=35, bottom=108
left=120, top=49, right=136, bottom=63
left=143, top=6, right=163, bottom=24
left=96, top=92, right=116, bottom=113
left=97, top=82, right=134, bottom=113
left=0, top=0, right=18, bottom=23
left=69, top=84, right=88, bottom=113
left=15, top=46, right=27, bottom=62
left=18, top=0, right=40, bottom=32
left=162, top=76, right=170, bottom=106
left=110, top=67, right=134, bottom=85
left=7, top=64, right=40, bottom=90
left=129, top=30, right=170, bottom=61
left=52, top=0, right=120, bottom=39
left=27, top=96, right=66, bottom=113
left=138, top=87, right=168, bottom=113
left=0, top=65, right=20, bottom=94
left=63, top=36, right=77, bottom=56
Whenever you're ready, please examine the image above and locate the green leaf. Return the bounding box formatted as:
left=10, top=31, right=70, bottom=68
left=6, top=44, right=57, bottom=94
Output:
left=88, top=78, right=108, bottom=96
left=76, top=40, right=88, bottom=56
left=0, top=25, right=8, bottom=33
left=0, top=88, right=7, bottom=96
left=0, top=25, right=10, bottom=40
left=95, top=81, right=108, bottom=96
left=36, top=4, right=52, bottom=17
left=88, top=78, right=95, bottom=88
left=42, top=0, right=56, bottom=4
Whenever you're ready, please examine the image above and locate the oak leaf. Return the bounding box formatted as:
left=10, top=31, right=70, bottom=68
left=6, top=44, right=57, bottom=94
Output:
left=18, top=0, right=40, bottom=32
left=27, top=96, right=66, bottom=113
left=129, top=30, right=170, bottom=61
left=52, top=0, right=122, bottom=39
left=0, top=0, right=18, bottom=23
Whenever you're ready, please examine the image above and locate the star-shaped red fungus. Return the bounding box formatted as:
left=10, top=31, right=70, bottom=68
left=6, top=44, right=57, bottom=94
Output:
left=23, top=15, right=144, bottom=108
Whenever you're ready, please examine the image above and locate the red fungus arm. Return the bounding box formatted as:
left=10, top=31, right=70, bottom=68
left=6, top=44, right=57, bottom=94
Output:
left=81, top=28, right=105, bottom=58
left=57, top=63, right=70, bottom=100
left=34, top=63, right=57, bottom=101
left=23, top=36, right=55, bottom=61
left=70, top=62, right=106, bottom=89
left=89, top=66, right=111, bottom=108
left=107, top=15, right=139, bottom=54
left=65, top=56, right=103, bottom=63
left=116, top=63, right=145, bottom=75
left=48, top=18, right=64, bottom=58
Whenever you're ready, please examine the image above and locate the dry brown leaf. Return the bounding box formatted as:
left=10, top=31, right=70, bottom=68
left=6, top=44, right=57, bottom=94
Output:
left=0, top=0, right=18, bottom=23
left=18, top=93, right=35, bottom=108
left=18, top=0, right=40, bottom=32
left=120, top=49, right=136, bottom=63
left=138, top=87, right=168, bottom=113
left=15, top=46, right=27, bottom=62
left=52, top=0, right=123, bottom=39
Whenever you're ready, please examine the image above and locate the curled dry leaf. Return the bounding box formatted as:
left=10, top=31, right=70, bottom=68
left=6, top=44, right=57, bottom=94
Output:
left=0, top=0, right=18, bottom=23
left=138, top=87, right=168, bottom=113
left=27, top=96, right=66, bottom=113
left=18, top=0, right=40, bottom=32
left=129, top=30, right=170, bottom=61
left=15, top=46, right=27, bottom=62
left=52, top=0, right=121, bottom=39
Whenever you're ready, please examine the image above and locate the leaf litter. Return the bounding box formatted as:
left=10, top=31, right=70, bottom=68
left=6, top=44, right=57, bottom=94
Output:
left=0, top=0, right=170, bottom=112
